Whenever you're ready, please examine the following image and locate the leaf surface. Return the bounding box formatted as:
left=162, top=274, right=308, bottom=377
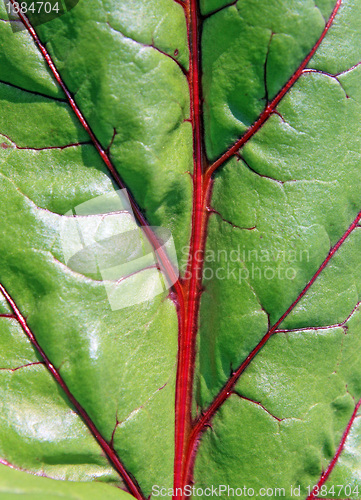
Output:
left=0, top=465, right=133, bottom=499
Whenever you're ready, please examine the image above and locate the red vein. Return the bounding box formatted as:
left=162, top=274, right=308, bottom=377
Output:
left=0, top=458, right=17, bottom=469
left=0, top=457, right=49, bottom=478
left=9, top=0, right=184, bottom=312
left=233, top=392, right=283, bottom=422
left=275, top=301, right=361, bottom=334
left=0, top=132, right=92, bottom=151
left=173, top=0, right=187, bottom=9
left=115, top=264, right=159, bottom=285
left=206, top=0, right=342, bottom=178
left=307, top=397, right=361, bottom=500
left=208, top=206, right=256, bottom=231
left=173, top=0, right=207, bottom=493
left=182, top=208, right=361, bottom=485
left=0, top=361, right=45, bottom=372
left=106, top=22, right=188, bottom=77
left=0, top=78, right=67, bottom=102
left=0, top=283, right=144, bottom=500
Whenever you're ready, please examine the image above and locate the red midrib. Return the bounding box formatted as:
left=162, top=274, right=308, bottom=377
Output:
left=173, top=0, right=206, bottom=491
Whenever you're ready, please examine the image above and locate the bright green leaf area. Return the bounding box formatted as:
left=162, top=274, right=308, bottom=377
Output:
left=36, top=0, right=193, bottom=257
left=0, top=0, right=192, bottom=259
left=0, top=318, right=122, bottom=486
left=0, top=169, right=178, bottom=493
left=0, top=464, right=133, bottom=499
left=195, top=308, right=361, bottom=498
left=202, top=0, right=360, bottom=160
left=198, top=67, right=361, bottom=406
left=196, top=0, right=361, bottom=497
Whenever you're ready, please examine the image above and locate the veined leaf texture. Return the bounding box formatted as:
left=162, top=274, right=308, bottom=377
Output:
left=0, top=0, right=361, bottom=499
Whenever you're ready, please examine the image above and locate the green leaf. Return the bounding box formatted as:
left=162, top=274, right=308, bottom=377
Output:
left=1, top=0, right=361, bottom=499
left=0, top=464, right=133, bottom=499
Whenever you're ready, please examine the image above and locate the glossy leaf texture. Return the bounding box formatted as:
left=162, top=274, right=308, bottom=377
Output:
left=1, top=0, right=361, bottom=499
